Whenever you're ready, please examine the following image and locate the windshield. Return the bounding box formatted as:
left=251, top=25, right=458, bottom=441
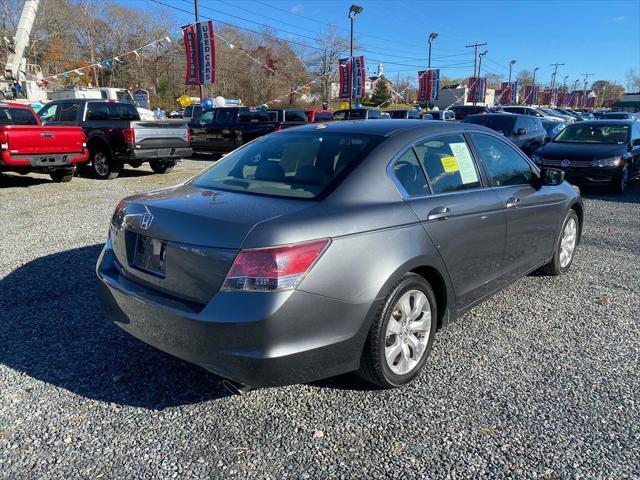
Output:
left=554, top=124, right=629, bottom=144
left=192, top=132, right=383, bottom=199
left=603, top=113, right=630, bottom=119
left=463, top=115, right=514, bottom=135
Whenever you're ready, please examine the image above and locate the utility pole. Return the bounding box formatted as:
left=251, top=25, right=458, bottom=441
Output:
left=476, top=50, right=487, bottom=106
left=194, top=0, right=204, bottom=101
left=549, top=63, right=564, bottom=106
left=529, top=67, right=539, bottom=105
left=465, top=42, right=487, bottom=105
left=562, top=75, right=569, bottom=107
left=581, top=72, right=594, bottom=109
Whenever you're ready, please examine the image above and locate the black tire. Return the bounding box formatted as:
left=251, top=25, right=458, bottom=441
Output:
left=610, top=163, right=629, bottom=194
left=540, top=209, right=579, bottom=276
left=149, top=159, right=175, bottom=174
left=90, top=148, right=120, bottom=180
left=49, top=169, right=74, bottom=183
left=357, top=273, right=438, bottom=388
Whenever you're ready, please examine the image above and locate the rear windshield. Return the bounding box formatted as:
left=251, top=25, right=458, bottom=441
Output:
left=463, top=115, right=515, bottom=134
left=0, top=107, right=38, bottom=125
left=86, top=102, right=139, bottom=121
left=389, top=111, right=407, bottom=119
left=192, top=132, right=382, bottom=199
left=554, top=124, right=629, bottom=144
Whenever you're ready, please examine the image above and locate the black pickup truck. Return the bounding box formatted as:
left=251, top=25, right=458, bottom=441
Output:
left=38, top=99, right=192, bottom=179
left=189, top=107, right=286, bottom=154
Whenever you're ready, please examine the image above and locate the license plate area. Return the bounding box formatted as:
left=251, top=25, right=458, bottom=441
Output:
left=133, top=234, right=166, bottom=277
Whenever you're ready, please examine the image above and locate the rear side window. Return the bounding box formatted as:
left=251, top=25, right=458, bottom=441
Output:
left=314, top=112, right=333, bottom=122
left=59, top=103, right=80, bottom=122
left=238, top=111, right=270, bottom=122
left=470, top=133, right=534, bottom=186
left=367, top=110, right=382, bottom=119
left=193, top=132, right=382, bottom=199
left=391, top=148, right=429, bottom=197
left=0, top=107, right=38, bottom=125
left=285, top=111, right=306, bottom=122
left=414, top=134, right=481, bottom=194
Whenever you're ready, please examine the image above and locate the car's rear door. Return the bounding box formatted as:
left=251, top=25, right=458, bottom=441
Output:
left=391, top=133, right=508, bottom=310
left=468, top=132, right=566, bottom=282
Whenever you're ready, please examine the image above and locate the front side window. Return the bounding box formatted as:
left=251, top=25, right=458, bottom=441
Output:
left=38, top=104, right=58, bottom=124
left=414, top=134, right=481, bottom=194
left=59, top=103, right=80, bottom=122
left=193, top=132, right=383, bottom=199
left=470, top=133, right=534, bottom=187
left=391, top=148, right=429, bottom=197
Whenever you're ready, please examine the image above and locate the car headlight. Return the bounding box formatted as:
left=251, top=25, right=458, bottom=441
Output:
left=532, top=153, right=543, bottom=165
left=592, top=156, right=622, bottom=167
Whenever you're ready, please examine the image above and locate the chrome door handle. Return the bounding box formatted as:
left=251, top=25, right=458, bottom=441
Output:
left=506, top=197, right=520, bottom=208
left=427, top=206, right=450, bottom=221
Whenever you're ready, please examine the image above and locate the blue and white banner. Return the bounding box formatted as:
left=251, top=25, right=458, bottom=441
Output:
left=182, top=21, right=216, bottom=86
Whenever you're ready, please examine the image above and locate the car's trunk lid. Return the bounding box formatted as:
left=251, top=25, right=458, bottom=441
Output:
left=110, top=184, right=312, bottom=304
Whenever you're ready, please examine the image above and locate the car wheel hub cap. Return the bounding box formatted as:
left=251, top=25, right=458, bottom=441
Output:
left=94, top=153, right=108, bottom=175
left=559, top=218, right=577, bottom=268
left=385, top=289, right=431, bottom=375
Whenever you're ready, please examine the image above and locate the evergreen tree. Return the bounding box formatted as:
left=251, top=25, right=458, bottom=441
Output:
left=371, top=79, right=392, bottom=104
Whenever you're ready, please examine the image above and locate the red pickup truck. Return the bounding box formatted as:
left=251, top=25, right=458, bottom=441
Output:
left=0, top=102, right=88, bottom=182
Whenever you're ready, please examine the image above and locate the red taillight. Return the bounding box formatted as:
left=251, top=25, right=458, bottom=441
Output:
left=123, top=128, right=135, bottom=146
left=222, top=239, right=330, bottom=291
left=0, top=131, right=7, bottom=150
left=273, top=124, right=283, bottom=131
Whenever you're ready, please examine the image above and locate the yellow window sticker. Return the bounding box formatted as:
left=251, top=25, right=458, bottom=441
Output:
left=441, top=156, right=459, bottom=173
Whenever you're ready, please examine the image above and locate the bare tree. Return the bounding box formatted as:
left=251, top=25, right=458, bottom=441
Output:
left=305, top=26, right=349, bottom=103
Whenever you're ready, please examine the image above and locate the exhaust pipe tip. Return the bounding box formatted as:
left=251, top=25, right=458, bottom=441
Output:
left=222, top=379, right=252, bottom=395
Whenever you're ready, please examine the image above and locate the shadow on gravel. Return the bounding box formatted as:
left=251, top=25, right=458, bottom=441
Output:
left=579, top=181, right=640, bottom=204
left=0, top=244, right=230, bottom=408
left=0, top=173, right=52, bottom=188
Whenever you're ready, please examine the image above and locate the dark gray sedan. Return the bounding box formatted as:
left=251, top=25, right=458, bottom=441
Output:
left=97, top=120, right=583, bottom=391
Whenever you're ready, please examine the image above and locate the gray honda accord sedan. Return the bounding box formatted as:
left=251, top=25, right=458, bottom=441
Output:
left=97, top=120, right=583, bottom=391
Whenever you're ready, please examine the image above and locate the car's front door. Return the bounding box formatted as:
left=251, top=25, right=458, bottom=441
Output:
left=468, top=132, right=567, bottom=282
left=391, top=133, right=508, bottom=310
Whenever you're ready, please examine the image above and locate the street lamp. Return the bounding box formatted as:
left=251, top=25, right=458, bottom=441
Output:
left=348, top=4, right=363, bottom=109
left=530, top=67, right=539, bottom=105
left=508, top=59, right=516, bottom=83
left=427, top=32, right=438, bottom=69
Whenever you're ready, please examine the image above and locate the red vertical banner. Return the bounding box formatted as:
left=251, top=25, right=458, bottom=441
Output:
left=417, top=70, right=430, bottom=102
left=183, top=24, right=199, bottom=85
left=183, top=21, right=216, bottom=86
left=338, top=58, right=351, bottom=99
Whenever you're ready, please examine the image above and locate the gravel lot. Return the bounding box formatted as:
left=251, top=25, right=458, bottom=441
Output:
left=1, top=161, right=639, bottom=479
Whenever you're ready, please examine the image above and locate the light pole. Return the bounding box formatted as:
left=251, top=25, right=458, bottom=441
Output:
left=508, top=59, right=516, bottom=83
left=348, top=4, right=363, bottom=109
left=530, top=67, right=539, bottom=105
left=194, top=0, right=204, bottom=101
left=472, top=50, right=487, bottom=106
left=427, top=32, right=438, bottom=69
left=562, top=75, right=569, bottom=107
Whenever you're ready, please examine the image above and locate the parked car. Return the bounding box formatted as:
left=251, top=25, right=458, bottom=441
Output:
left=462, top=113, right=545, bottom=156
left=266, top=109, right=307, bottom=127
left=537, top=107, right=576, bottom=123
left=0, top=101, right=88, bottom=182
left=450, top=105, right=489, bottom=120
left=426, top=110, right=455, bottom=121
left=532, top=120, right=640, bottom=193
left=601, top=112, right=638, bottom=121
left=502, top=106, right=565, bottom=122
left=39, top=100, right=191, bottom=179
left=183, top=104, right=202, bottom=124
left=333, top=108, right=383, bottom=120
left=168, top=108, right=184, bottom=119
left=387, top=109, right=421, bottom=119
left=541, top=120, right=567, bottom=140
left=189, top=107, right=282, bottom=154
left=98, top=120, right=583, bottom=392
left=305, top=110, right=333, bottom=123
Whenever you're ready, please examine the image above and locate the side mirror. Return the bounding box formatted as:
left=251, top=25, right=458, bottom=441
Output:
left=515, top=128, right=527, bottom=136
left=633, top=138, right=640, bottom=146
left=540, top=167, right=565, bottom=186
left=544, top=136, right=551, bottom=143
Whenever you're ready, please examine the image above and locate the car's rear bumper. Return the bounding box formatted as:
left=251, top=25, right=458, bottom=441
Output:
left=96, top=245, right=376, bottom=388
left=1, top=149, right=89, bottom=169
left=123, top=147, right=192, bottom=161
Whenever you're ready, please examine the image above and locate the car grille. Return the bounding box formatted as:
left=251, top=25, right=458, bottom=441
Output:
left=541, top=159, right=593, bottom=168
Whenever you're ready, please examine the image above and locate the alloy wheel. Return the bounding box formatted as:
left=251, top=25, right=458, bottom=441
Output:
left=93, top=152, right=109, bottom=176
left=384, top=289, right=431, bottom=375
left=559, top=217, right=577, bottom=268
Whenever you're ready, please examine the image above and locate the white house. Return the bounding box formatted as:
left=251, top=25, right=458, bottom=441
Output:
left=431, top=84, right=495, bottom=109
